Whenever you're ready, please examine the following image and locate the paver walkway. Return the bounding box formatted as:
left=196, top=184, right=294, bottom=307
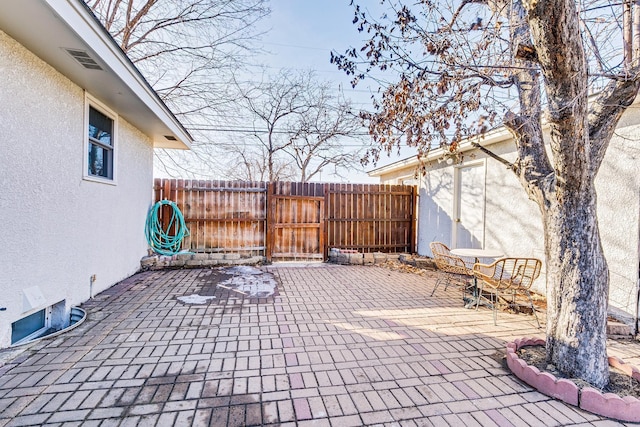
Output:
left=1, top=264, right=640, bottom=426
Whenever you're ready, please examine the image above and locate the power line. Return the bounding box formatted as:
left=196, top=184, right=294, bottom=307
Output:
left=188, top=126, right=372, bottom=136
left=261, top=41, right=332, bottom=52
left=195, top=141, right=375, bottom=148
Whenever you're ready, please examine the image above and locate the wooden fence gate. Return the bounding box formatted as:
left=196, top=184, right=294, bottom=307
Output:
left=153, top=179, right=416, bottom=261
left=267, top=182, right=325, bottom=261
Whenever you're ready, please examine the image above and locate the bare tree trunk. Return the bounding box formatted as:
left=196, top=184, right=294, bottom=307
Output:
left=268, top=144, right=274, bottom=182
left=524, top=0, right=610, bottom=388
left=543, top=185, right=610, bottom=388
left=634, top=0, right=640, bottom=66
left=625, top=0, right=633, bottom=68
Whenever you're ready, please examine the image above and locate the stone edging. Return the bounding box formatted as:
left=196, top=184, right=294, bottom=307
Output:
left=506, top=337, right=640, bottom=422
left=142, top=250, right=438, bottom=270
left=327, top=249, right=437, bottom=268
left=328, top=249, right=398, bottom=265
left=141, top=253, right=265, bottom=270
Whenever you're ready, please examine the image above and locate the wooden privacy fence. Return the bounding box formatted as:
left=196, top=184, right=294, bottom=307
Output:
left=153, top=179, right=416, bottom=261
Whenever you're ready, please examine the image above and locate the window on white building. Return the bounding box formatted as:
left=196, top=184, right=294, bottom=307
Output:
left=85, top=96, right=117, bottom=182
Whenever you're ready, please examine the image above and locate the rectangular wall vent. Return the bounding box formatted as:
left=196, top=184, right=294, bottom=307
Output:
left=64, top=48, right=103, bottom=70
left=164, top=135, right=177, bottom=141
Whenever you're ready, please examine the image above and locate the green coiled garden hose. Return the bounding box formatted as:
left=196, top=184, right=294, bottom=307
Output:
left=145, top=200, right=190, bottom=255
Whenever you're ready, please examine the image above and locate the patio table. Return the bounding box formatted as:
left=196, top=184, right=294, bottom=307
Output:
left=451, top=248, right=503, bottom=308
left=450, top=248, right=504, bottom=260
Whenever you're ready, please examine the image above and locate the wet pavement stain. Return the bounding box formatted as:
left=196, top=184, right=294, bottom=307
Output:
left=175, top=266, right=279, bottom=307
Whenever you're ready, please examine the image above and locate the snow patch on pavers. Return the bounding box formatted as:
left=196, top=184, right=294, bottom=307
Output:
left=176, top=266, right=277, bottom=303
left=507, top=337, right=640, bottom=423
left=226, top=266, right=263, bottom=275
left=177, top=294, right=216, bottom=304
left=218, top=268, right=277, bottom=298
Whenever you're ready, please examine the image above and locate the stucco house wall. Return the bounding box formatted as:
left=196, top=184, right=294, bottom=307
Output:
left=0, top=0, right=192, bottom=348
left=482, top=140, right=546, bottom=271
left=0, top=29, right=157, bottom=347
left=596, top=122, right=640, bottom=313
left=417, top=166, right=455, bottom=255
left=371, top=113, right=640, bottom=315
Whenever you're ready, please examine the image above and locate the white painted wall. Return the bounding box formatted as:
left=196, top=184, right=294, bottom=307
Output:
left=482, top=140, right=545, bottom=276
left=480, top=125, right=640, bottom=311
left=417, top=166, right=455, bottom=255
left=0, top=30, right=153, bottom=347
left=596, top=123, right=640, bottom=313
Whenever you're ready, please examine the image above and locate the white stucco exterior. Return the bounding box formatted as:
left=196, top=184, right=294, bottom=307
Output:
left=0, top=30, right=153, bottom=347
left=371, top=115, right=640, bottom=316
left=0, top=0, right=192, bottom=348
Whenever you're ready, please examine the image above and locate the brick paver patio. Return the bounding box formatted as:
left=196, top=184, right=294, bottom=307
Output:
left=1, top=264, right=640, bottom=426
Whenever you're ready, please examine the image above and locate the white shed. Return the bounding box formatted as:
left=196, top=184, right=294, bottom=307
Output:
left=370, top=107, right=640, bottom=318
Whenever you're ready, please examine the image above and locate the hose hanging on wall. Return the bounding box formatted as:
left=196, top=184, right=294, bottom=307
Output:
left=145, top=200, right=190, bottom=256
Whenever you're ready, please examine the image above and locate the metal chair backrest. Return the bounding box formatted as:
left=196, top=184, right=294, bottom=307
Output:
left=474, top=257, right=541, bottom=291
left=430, top=242, right=473, bottom=276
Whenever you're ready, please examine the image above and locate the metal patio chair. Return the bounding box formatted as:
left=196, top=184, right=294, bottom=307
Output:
left=429, top=242, right=475, bottom=298
left=473, top=257, right=542, bottom=327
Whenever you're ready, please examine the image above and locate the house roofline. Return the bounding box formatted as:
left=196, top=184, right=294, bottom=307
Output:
left=0, top=0, right=192, bottom=149
left=74, top=0, right=193, bottom=147
left=368, top=127, right=512, bottom=177
left=368, top=91, right=640, bottom=178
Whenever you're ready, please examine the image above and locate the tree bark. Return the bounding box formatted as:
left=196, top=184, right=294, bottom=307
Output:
left=625, top=0, right=633, bottom=69
left=522, top=0, right=612, bottom=388
left=542, top=184, right=609, bottom=388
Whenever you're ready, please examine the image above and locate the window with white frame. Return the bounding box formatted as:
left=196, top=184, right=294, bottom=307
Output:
left=11, top=308, right=48, bottom=345
left=85, top=98, right=116, bottom=181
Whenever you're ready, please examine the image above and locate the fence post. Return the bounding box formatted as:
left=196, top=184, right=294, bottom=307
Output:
left=410, top=185, right=417, bottom=254
left=322, top=183, right=329, bottom=260
left=160, top=179, right=172, bottom=235
left=265, top=182, right=275, bottom=262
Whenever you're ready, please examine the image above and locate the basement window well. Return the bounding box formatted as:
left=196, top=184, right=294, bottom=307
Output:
left=10, top=301, right=86, bottom=346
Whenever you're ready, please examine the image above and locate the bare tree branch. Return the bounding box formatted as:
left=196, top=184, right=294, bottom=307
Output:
left=588, top=73, right=640, bottom=172
left=224, top=70, right=367, bottom=182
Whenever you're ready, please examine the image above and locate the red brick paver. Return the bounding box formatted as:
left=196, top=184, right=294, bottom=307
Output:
left=1, top=264, right=639, bottom=426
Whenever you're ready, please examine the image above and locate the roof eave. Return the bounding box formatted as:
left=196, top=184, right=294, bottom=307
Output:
left=368, top=127, right=513, bottom=177
left=0, top=0, right=192, bottom=149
